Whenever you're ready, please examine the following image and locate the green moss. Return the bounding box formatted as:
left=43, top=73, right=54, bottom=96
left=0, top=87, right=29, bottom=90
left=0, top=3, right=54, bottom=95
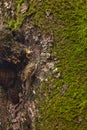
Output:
left=32, top=0, right=87, bottom=130
left=4, top=0, right=87, bottom=129
left=7, top=0, right=24, bottom=30
left=6, top=0, right=37, bottom=30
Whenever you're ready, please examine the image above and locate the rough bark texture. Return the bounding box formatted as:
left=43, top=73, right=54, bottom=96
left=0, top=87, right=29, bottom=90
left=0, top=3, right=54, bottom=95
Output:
left=0, top=28, right=35, bottom=130
left=0, top=28, right=31, bottom=71
left=0, top=1, right=87, bottom=130
left=0, top=1, right=54, bottom=130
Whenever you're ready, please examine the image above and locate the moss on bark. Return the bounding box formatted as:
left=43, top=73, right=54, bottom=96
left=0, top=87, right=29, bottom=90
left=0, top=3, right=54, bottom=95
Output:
left=1, top=0, right=87, bottom=130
